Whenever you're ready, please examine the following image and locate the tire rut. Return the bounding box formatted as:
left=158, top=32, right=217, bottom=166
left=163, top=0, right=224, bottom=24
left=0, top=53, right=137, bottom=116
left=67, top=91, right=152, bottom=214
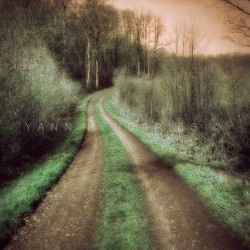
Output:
left=5, top=94, right=104, bottom=250
left=99, top=93, right=246, bottom=250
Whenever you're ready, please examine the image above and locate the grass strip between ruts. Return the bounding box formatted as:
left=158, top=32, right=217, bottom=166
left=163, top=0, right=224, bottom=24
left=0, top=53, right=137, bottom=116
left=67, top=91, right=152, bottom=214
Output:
left=94, top=94, right=150, bottom=250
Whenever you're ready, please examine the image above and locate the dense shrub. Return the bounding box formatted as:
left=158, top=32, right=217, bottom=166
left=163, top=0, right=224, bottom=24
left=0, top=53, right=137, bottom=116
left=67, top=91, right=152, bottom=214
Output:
left=0, top=6, right=80, bottom=180
left=115, top=55, right=250, bottom=171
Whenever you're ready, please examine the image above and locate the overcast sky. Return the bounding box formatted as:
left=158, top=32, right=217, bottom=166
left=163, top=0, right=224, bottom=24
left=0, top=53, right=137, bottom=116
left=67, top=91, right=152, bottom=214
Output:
left=109, top=0, right=250, bottom=55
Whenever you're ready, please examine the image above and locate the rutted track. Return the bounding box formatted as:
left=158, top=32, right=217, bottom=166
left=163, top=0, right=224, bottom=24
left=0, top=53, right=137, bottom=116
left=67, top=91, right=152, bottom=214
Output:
left=99, top=92, right=246, bottom=250
left=5, top=95, right=104, bottom=250
left=3, top=91, right=247, bottom=250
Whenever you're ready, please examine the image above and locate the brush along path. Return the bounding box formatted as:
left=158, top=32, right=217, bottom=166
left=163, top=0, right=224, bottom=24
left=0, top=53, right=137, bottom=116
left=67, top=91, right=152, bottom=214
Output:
left=5, top=95, right=104, bottom=250
left=99, top=93, right=245, bottom=250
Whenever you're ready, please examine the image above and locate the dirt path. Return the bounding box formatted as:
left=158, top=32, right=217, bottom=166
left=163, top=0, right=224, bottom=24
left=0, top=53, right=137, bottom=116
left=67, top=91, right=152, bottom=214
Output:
left=99, top=93, right=246, bottom=250
left=5, top=95, right=104, bottom=250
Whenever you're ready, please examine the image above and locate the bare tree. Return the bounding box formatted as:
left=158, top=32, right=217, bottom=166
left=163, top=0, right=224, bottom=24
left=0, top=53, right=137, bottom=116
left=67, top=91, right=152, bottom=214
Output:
left=120, top=10, right=136, bottom=73
left=216, top=0, right=250, bottom=47
left=134, top=9, right=143, bottom=77
left=151, top=15, right=165, bottom=77
left=146, top=13, right=153, bottom=79
left=140, top=11, right=151, bottom=76
left=76, top=0, right=118, bottom=89
left=58, top=0, right=72, bottom=80
left=169, top=18, right=206, bottom=125
left=153, top=15, right=165, bottom=52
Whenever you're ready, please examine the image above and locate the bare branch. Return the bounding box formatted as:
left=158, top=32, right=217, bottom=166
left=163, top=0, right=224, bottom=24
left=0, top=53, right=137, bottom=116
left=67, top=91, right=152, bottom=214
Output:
left=214, top=0, right=250, bottom=47
left=219, top=0, right=250, bottom=15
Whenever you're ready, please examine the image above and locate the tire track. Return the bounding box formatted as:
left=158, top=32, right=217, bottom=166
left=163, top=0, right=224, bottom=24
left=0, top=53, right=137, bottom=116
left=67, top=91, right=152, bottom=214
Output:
left=5, top=94, right=104, bottom=250
left=99, top=93, right=246, bottom=250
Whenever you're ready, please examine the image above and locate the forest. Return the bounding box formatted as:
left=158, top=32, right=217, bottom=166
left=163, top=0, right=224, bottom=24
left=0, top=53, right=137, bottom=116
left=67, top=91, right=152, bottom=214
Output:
left=0, top=0, right=249, bottom=182
left=0, top=0, right=250, bottom=250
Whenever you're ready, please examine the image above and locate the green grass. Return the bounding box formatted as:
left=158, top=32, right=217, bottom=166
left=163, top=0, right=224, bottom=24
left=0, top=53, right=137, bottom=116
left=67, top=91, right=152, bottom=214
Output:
left=93, top=95, right=150, bottom=250
left=0, top=94, right=95, bottom=244
left=105, top=92, right=250, bottom=247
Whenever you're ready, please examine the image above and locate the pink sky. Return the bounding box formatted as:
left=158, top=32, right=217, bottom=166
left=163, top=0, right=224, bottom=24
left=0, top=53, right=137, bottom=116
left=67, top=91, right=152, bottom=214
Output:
left=109, top=0, right=250, bottom=55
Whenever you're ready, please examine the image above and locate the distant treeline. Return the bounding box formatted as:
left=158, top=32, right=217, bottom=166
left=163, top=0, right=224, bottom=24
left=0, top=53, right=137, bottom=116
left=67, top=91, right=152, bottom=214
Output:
left=1, top=0, right=165, bottom=89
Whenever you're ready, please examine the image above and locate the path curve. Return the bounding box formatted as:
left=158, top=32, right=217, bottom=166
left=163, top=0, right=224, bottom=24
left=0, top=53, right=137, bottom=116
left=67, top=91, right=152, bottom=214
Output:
left=99, top=92, right=246, bottom=250
left=5, top=94, right=104, bottom=250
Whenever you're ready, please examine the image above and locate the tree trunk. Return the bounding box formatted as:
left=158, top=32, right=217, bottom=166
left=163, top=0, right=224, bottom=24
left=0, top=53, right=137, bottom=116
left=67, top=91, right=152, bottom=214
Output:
left=190, top=74, right=197, bottom=123
left=86, top=38, right=91, bottom=88
left=95, top=56, right=99, bottom=89
left=62, top=14, right=66, bottom=81
left=137, top=57, right=140, bottom=77
left=147, top=49, right=150, bottom=79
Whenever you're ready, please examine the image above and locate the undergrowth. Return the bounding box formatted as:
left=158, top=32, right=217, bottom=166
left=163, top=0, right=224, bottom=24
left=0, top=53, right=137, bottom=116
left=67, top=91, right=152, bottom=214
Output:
left=0, top=94, right=94, bottom=245
left=105, top=92, right=250, bottom=247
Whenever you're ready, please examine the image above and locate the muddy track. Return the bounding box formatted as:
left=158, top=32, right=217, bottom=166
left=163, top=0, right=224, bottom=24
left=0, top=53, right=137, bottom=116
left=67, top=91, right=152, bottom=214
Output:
left=5, top=95, right=104, bottom=250
left=99, top=93, right=246, bottom=250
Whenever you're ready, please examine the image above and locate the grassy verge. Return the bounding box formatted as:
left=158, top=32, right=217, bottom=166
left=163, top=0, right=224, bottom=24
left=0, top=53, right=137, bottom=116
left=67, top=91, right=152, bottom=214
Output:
left=0, top=94, right=94, bottom=245
left=105, top=92, right=250, bottom=246
left=93, top=95, right=150, bottom=250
